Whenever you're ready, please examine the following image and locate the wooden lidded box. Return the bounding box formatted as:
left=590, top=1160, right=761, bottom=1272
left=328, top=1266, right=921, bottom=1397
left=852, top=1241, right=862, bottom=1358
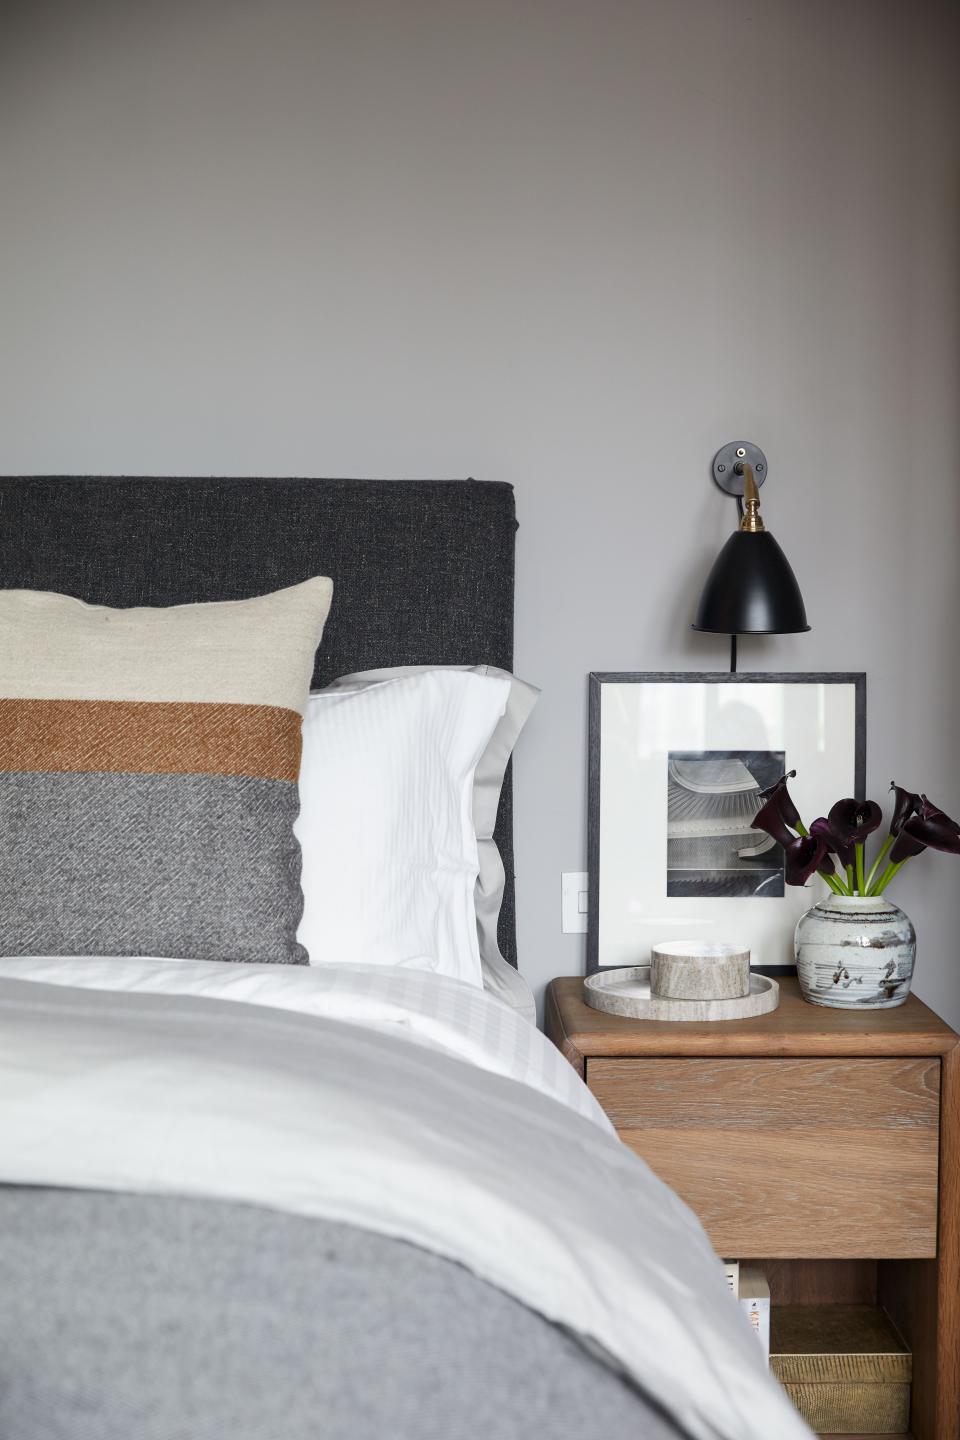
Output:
left=771, top=1305, right=911, bottom=1434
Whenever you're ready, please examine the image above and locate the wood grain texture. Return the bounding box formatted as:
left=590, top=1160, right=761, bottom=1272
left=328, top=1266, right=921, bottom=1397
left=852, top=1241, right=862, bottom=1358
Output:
left=881, top=1043, right=960, bottom=1440
left=544, top=975, right=960, bottom=1435
left=587, top=1057, right=940, bottom=1258
left=546, top=976, right=958, bottom=1061
left=936, top=1041, right=960, bottom=1440
left=544, top=981, right=584, bottom=1077
left=880, top=1259, right=936, bottom=1440
left=746, top=1259, right=877, bottom=1306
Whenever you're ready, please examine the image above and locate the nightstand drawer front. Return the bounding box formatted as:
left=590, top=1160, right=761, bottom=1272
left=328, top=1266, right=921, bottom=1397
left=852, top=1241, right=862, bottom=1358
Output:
left=588, top=1057, right=940, bottom=1259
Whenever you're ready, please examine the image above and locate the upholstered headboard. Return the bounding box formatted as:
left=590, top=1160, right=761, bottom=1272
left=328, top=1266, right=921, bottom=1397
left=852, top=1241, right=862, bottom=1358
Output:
left=0, top=476, right=520, bottom=966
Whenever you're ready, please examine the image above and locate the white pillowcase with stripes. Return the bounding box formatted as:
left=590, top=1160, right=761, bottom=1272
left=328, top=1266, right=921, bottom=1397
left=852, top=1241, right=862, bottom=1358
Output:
left=295, top=670, right=510, bottom=987
left=321, top=663, right=539, bottom=1022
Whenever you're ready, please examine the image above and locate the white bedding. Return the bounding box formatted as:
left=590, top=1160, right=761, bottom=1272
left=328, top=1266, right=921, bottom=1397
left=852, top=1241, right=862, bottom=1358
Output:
left=0, top=958, right=812, bottom=1440
left=0, top=956, right=598, bottom=1125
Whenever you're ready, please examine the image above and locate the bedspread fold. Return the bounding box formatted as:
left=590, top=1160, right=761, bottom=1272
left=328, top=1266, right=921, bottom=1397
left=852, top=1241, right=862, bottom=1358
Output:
left=0, top=971, right=811, bottom=1440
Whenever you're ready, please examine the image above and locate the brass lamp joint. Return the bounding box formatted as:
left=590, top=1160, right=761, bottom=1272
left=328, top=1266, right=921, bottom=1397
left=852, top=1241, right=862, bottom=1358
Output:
left=739, top=462, right=765, bottom=532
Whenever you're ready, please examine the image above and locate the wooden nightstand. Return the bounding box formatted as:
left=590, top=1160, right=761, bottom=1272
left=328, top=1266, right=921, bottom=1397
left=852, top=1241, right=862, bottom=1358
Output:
left=546, top=976, right=960, bottom=1440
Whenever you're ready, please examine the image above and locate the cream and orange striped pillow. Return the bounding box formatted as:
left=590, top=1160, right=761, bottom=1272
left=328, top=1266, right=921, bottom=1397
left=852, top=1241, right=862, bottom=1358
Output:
left=0, top=578, right=332, bottom=963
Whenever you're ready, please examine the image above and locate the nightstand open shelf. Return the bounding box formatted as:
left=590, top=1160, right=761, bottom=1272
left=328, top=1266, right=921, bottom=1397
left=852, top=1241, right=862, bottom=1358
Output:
left=546, top=976, right=960, bottom=1440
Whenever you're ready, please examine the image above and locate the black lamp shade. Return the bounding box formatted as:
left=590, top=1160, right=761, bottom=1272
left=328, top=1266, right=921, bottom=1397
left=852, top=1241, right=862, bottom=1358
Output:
left=693, top=530, right=810, bottom=635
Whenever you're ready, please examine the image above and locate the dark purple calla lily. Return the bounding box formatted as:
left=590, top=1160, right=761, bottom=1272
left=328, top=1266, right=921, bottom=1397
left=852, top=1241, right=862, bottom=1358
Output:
left=808, top=814, right=854, bottom=870
left=829, top=797, right=883, bottom=844
left=756, top=770, right=802, bottom=830
left=752, top=798, right=836, bottom=886
left=889, top=826, right=929, bottom=864
left=920, top=794, right=960, bottom=828
left=751, top=771, right=956, bottom=895
left=784, top=834, right=835, bottom=886
left=889, top=782, right=922, bottom=837
left=810, top=798, right=882, bottom=869
left=750, top=797, right=796, bottom=848
left=896, top=797, right=960, bottom=857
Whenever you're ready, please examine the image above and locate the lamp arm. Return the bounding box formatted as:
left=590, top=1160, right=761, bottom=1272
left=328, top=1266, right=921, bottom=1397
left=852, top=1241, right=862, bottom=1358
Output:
left=696, top=441, right=811, bottom=651
left=729, top=465, right=762, bottom=670
left=738, top=462, right=765, bottom=532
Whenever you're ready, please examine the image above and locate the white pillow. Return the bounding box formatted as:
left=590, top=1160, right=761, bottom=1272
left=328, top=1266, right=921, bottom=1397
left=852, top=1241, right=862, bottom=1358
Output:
left=323, top=664, right=539, bottom=1022
left=295, top=670, right=510, bottom=987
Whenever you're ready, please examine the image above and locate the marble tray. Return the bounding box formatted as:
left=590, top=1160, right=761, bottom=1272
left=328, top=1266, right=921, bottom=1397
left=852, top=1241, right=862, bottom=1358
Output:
left=584, top=965, right=780, bottom=1022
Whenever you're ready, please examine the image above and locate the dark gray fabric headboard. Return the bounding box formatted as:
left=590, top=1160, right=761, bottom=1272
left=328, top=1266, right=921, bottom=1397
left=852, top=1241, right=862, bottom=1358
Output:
left=0, top=476, right=520, bottom=967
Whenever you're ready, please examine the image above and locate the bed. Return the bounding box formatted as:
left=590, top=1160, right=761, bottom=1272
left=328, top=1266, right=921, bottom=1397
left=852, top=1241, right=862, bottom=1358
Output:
left=0, top=476, right=810, bottom=1440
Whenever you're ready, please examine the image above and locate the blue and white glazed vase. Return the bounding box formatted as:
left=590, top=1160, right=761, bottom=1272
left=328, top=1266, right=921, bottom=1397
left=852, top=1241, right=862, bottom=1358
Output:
left=794, top=893, right=916, bottom=1009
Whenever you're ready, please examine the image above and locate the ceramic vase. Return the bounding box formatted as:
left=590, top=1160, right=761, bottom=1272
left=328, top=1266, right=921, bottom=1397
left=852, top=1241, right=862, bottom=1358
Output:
left=794, top=893, right=916, bottom=1009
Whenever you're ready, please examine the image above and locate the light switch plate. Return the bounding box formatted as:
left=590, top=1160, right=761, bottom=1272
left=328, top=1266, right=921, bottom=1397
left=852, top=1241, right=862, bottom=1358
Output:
left=561, top=872, right=589, bottom=933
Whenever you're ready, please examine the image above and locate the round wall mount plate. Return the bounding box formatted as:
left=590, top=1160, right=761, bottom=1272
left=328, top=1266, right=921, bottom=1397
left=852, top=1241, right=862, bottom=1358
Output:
left=711, top=441, right=768, bottom=496
left=584, top=965, right=779, bottom=1022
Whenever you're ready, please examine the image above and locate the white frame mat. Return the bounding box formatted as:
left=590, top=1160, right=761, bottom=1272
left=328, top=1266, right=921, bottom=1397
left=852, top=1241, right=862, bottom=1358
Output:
left=587, top=673, right=866, bottom=973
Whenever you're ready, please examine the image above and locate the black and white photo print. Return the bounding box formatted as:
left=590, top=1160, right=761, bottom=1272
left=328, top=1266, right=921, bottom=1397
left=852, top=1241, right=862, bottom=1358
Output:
left=588, top=674, right=864, bottom=972
left=666, top=750, right=785, bottom=899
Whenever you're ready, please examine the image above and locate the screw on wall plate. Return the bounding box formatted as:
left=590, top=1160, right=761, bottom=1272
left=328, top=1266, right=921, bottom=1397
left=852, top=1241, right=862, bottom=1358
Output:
left=711, top=441, right=768, bottom=497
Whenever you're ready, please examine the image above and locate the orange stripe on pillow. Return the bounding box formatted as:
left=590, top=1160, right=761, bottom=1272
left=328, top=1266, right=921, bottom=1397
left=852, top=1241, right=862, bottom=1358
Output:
left=0, top=699, right=302, bottom=783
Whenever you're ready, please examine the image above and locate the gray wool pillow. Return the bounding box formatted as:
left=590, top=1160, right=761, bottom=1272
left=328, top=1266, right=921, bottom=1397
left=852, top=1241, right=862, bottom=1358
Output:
left=0, top=579, right=333, bottom=964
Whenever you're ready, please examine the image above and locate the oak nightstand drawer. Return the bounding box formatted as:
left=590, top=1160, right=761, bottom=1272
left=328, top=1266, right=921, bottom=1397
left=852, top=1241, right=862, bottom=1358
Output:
left=547, top=975, right=960, bottom=1438
left=587, top=1056, right=941, bottom=1259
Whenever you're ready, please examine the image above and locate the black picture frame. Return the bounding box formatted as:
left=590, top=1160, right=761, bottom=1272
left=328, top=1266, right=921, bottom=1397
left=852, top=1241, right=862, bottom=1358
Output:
left=587, top=672, right=867, bottom=974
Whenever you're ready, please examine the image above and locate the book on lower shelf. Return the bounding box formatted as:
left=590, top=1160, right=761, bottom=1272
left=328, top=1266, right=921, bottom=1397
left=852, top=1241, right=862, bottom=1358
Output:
left=724, top=1261, right=913, bottom=1433
left=721, top=1259, right=739, bottom=1297
left=737, top=1264, right=770, bottom=1362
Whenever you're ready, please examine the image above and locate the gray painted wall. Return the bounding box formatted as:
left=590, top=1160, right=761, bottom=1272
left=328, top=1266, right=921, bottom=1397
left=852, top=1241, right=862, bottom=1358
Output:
left=3, top=0, right=959, bottom=1023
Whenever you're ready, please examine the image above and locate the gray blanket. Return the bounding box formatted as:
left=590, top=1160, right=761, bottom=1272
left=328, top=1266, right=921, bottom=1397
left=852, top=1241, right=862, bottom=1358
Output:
left=0, top=1187, right=688, bottom=1440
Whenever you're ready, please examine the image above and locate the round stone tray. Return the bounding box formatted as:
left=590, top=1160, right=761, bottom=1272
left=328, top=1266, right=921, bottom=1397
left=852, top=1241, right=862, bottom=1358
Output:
left=584, top=966, right=779, bottom=1023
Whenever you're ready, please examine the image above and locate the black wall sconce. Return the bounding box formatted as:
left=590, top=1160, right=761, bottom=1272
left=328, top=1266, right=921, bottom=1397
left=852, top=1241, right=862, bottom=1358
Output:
left=692, top=441, right=809, bottom=672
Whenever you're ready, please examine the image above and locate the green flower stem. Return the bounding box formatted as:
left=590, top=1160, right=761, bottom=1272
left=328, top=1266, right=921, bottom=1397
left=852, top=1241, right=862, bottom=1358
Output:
left=846, top=864, right=855, bottom=894
left=855, top=843, right=866, bottom=897
left=872, top=857, right=909, bottom=895
left=795, top=821, right=809, bottom=837
left=865, top=834, right=894, bottom=894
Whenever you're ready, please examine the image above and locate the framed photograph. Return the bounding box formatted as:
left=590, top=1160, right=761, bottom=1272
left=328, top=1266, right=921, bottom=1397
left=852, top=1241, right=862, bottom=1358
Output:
left=587, top=673, right=866, bottom=973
